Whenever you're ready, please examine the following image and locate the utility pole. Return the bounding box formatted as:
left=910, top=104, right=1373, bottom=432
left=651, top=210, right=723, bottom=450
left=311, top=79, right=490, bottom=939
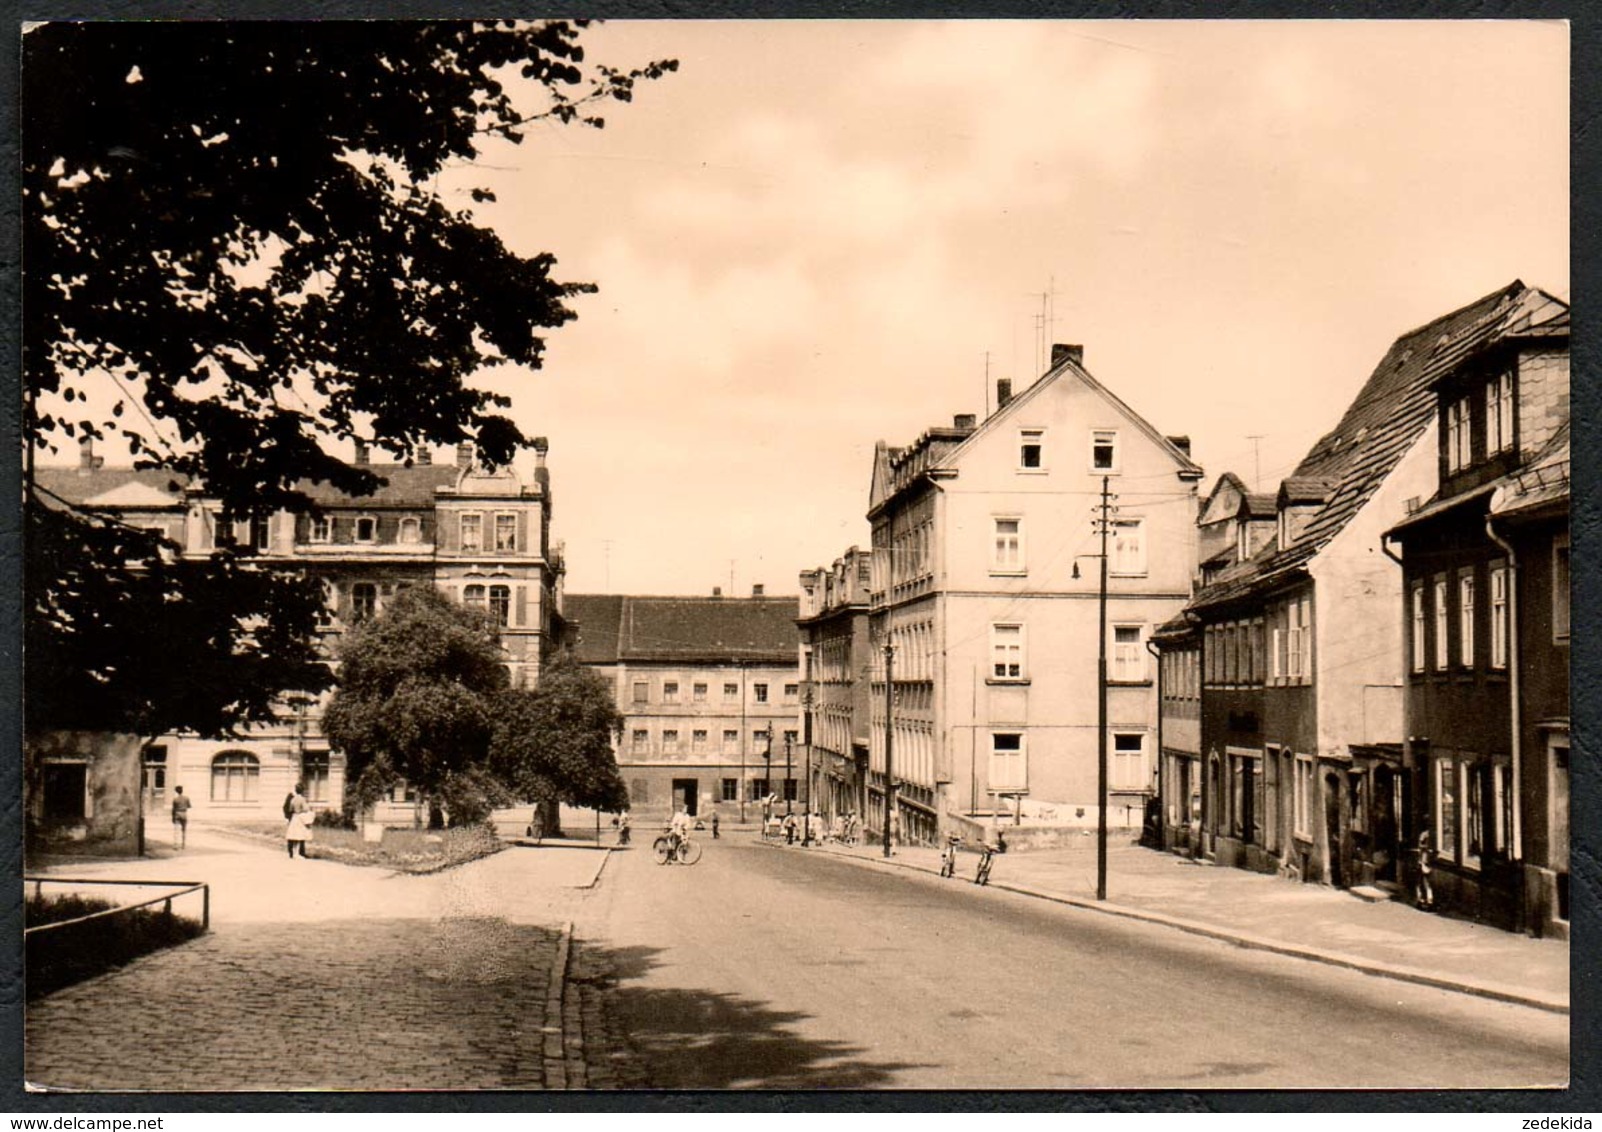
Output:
left=802, top=645, right=814, bottom=844
left=738, top=662, right=747, bottom=824
left=882, top=639, right=896, bottom=859
left=1095, top=475, right=1114, bottom=901
left=784, top=732, right=793, bottom=818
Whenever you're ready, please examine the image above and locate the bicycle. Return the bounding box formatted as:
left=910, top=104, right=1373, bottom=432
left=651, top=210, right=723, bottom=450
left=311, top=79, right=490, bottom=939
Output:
left=939, top=835, right=961, bottom=878
left=974, top=841, right=996, bottom=886
left=652, top=833, right=703, bottom=865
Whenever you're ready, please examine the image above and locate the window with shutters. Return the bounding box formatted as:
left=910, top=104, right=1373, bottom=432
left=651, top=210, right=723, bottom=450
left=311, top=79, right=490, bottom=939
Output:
left=460, top=513, right=483, bottom=552
left=495, top=513, right=517, bottom=552
left=489, top=585, right=511, bottom=627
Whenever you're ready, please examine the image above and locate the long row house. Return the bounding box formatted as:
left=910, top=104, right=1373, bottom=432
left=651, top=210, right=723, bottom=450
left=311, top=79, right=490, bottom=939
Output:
left=29, top=440, right=567, bottom=847
left=1154, top=280, right=1569, bottom=938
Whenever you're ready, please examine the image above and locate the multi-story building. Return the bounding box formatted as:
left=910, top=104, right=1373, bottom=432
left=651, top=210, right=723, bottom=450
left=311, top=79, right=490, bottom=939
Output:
left=1385, top=293, right=1568, bottom=934
left=797, top=548, right=874, bottom=824
left=30, top=439, right=565, bottom=831
left=864, top=344, right=1203, bottom=846
left=563, top=590, right=801, bottom=820
left=1168, top=280, right=1566, bottom=898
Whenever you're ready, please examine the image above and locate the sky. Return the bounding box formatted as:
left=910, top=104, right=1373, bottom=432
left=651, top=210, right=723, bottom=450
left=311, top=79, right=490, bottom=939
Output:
left=46, top=19, right=1572, bottom=598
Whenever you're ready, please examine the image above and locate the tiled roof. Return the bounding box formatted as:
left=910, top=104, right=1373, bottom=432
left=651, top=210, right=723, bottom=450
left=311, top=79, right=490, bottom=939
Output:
left=564, top=594, right=801, bottom=665
left=1491, top=421, right=1570, bottom=520
left=1190, top=281, right=1567, bottom=615
left=1240, top=493, right=1277, bottom=519
left=35, top=462, right=470, bottom=509
left=1278, top=478, right=1331, bottom=505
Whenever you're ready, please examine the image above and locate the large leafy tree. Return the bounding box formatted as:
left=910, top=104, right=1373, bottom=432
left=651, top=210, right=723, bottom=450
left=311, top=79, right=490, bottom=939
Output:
left=22, top=21, right=675, bottom=737
left=490, top=651, right=628, bottom=831
left=322, top=586, right=511, bottom=825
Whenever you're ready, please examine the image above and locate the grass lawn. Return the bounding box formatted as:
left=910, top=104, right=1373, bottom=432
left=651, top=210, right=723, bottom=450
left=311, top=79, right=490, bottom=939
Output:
left=26, top=894, right=205, bottom=999
left=225, top=821, right=504, bottom=873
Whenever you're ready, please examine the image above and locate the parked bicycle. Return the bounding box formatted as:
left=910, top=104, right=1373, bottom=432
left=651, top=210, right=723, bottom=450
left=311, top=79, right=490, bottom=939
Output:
left=939, top=834, right=961, bottom=878
left=652, top=834, right=703, bottom=865
left=974, top=841, right=997, bottom=886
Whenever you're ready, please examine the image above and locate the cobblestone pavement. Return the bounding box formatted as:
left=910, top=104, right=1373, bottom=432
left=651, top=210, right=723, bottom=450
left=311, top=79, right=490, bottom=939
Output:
left=26, top=830, right=644, bottom=1092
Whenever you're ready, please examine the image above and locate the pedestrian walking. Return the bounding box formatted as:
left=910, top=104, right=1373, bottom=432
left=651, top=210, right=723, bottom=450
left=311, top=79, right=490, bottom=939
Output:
left=526, top=806, right=545, bottom=844
left=783, top=812, right=798, bottom=844
left=284, top=781, right=313, bottom=859
left=711, top=810, right=720, bottom=839
left=170, top=785, right=192, bottom=849
left=1415, top=828, right=1435, bottom=911
left=617, top=811, right=631, bottom=846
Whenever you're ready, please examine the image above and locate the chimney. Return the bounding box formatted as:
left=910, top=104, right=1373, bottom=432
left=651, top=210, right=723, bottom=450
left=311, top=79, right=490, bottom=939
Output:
left=456, top=442, right=475, bottom=467
left=1166, top=435, right=1192, bottom=457
left=77, top=437, right=101, bottom=471
left=415, top=447, right=432, bottom=466
left=354, top=439, right=370, bottom=465
left=997, top=379, right=1013, bottom=408
left=752, top=583, right=765, bottom=597
left=953, top=413, right=977, bottom=430
left=532, top=436, right=549, bottom=468
left=1051, top=343, right=1084, bottom=368
left=712, top=586, right=723, bottom=598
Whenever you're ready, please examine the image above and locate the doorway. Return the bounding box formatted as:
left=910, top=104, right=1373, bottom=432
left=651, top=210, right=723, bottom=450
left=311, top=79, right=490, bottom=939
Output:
left=41, top=762, right=88, bottom=825
left=1324, top=770, right=1345, bottom=888
left=672, top=778, right=699, bottom=818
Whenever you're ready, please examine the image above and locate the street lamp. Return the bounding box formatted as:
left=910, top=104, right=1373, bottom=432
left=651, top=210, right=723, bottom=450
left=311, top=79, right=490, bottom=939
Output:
left=762, top=724, right=774, bottom=808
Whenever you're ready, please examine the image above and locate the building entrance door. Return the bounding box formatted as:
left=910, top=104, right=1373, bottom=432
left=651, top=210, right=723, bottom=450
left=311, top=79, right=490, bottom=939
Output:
left=41, top=763, right=87, bottom=825
left=672, top=778, right=699, bottom=818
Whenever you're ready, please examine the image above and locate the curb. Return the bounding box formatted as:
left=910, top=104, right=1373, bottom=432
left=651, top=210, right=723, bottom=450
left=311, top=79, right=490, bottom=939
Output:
left=577, top=848, right=613, bottom=890
left=783, top=839, right=1569, bottom=1016
left=542, top=920, right=573, bottom=1089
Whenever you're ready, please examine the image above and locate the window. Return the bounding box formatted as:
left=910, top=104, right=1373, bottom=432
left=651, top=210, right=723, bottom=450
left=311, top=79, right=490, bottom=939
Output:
left=1110, top=519, right=1146, bottom=576
left=750, top=779, right=770, bottom=801
left=460, top=513, right=483, bottom=552
left=753, top=730, right=769, bottom=751
left=724, top=683, right=739, bottom=702
left=1250, top=619, right=1265, bottom=685
left=692, top=730, right=708, bottom=753
left=495, top=513, right=517, bottom=552
left=463, top=584, right=486, bottom=612
left=722, top=730, right=739, bottom=755
left=399, top=516, right=421, bottom=545
left=992, top=518, right=1024, bottom=573
left=693, top=683, right=708, bottom=702
left=1286, top=601, right=1304, bottom=681
left=250, top=515, right=272, bottom=551
left=1446, top=397, right=1470, bottom=473
left=1554, top=535, right=1570, bottom=643
left=663, top=681, right=680, bottom=703
left=783, top=683, right=799, bottom=702
left=991, top=623, right=1024, bottom=680
left=1433, top=575, right=1449, bottom=671
left=1486, top=370, right=1514, bottom=457
left=142, top=745, right=167, bottom=802
left=631, top=729, right=649, bottom=753
left=990, top=732, right=1026, bottom=791
left=1112, top=625, right=1145, bottom=682
left=1271, top=624, right=1285, bottom=682
left=1463, top=761, right=1482, bottom=870
left=1293, top=754, right=1314, bottom=839
left=632, top=681, right=648, bottom=704
left=1458, top=570, right=1475, bottom=668
left=1410, top=583, right=1426, bottom=673
left=1434, top=757, right=1456, bottom=858
left=662, top=729, right=680, bottom=754
left=1490, top=563, right=1509, bottom=668
left=721, top=778, right=739, bottom=802
left=210, top=751, right=260, bottom=802
left=754, top=683, right=769, bottom=703
left=1090, top=429, right=1119, bottom=472
left=354, top=515, right=376, bottom=543
left=1019, top=429, right=1044, bottom=470
left=1491, top=763, right=1511, bottom=855
left=784, top=729, right=799, bottom=749
left=310, top=515, right=331, bottom=543
left=212, top=510, right=235, bottom=547
left=488, top=585, right=511, bottom=627
left=351, top=583, right=377, bottom=623
left=1112, top=733, right=1148, bottom=791
left=302, top=751, right=330, bottom=804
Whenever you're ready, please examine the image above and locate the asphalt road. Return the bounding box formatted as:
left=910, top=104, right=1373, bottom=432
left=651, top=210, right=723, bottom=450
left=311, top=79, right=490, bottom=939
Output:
left=577, top=835, right=1568, bottom=1090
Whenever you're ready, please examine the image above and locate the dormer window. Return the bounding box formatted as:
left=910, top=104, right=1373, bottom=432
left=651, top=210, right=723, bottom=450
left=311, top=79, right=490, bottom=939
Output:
left=309, top=515, right=331, bottom=544
left=1486, top=369, right=1514, bottom=456
left=399, top=516, right=421, bottom=545
left=1090, top=429, right=1119, bottom=473
left=1446, top=397, right=1471, bottom=473
left=354, top=515, right=376, bottom=543
left=1019, top=429, right=1044, bottom=471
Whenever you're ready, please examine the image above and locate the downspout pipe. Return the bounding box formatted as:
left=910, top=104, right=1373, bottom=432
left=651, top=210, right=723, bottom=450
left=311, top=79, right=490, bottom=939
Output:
left=1379, top=534, right=1415, bottom=847
left=1147, top=637, right=1164, bottom=848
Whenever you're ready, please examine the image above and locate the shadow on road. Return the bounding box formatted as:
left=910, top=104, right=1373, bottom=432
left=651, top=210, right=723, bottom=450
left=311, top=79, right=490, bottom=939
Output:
left=575, top=943, right=931, bottom=1090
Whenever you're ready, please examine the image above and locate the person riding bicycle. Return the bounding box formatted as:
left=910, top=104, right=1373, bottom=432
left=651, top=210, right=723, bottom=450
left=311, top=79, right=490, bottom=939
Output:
left=666, top=807, right=692, bottom=856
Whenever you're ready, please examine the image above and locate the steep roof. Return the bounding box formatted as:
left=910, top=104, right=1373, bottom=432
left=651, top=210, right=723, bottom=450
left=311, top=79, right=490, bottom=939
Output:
left=35, top=461, right=476, bottom=509
left=1491, top=420, right=1570, bottom=521
left=291, top=464, right=467, bottom=506
left=563, top=594, right=801, bottom=665
left=1190, top=281, right=1569, bottom=615
left=34, top=466, right=187, bottom=509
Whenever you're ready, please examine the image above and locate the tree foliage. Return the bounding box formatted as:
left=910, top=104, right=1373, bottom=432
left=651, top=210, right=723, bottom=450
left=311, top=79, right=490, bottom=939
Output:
left=21, top=21, right=675, bottom=738
left=322, top=587, right=511, bottom=822
left=490, top=651, right=628, bottom=815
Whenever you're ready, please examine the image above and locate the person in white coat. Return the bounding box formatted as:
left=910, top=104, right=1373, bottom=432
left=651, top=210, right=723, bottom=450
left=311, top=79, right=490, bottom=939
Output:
left=285, top=782, right=314, bottom=859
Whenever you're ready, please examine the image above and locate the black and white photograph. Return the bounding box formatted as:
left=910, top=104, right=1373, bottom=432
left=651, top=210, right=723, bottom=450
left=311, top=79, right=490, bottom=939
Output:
left=17, top=17, right=1572, bottom=1096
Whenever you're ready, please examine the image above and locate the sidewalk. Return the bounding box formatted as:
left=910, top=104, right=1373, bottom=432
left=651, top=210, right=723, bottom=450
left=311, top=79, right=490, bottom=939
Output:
left=784, top=832, right=1569, bottom=1014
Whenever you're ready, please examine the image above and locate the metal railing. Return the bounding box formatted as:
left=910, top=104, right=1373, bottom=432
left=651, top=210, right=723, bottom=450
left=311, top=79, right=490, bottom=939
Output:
left=24, top=876, right=210, bottom=936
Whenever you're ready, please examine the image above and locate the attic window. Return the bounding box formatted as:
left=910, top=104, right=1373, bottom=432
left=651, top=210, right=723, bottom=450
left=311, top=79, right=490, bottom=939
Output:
left=1019, top=429, right=1044, bottom=470
left=1090, top=429, right=1119, bottom=473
